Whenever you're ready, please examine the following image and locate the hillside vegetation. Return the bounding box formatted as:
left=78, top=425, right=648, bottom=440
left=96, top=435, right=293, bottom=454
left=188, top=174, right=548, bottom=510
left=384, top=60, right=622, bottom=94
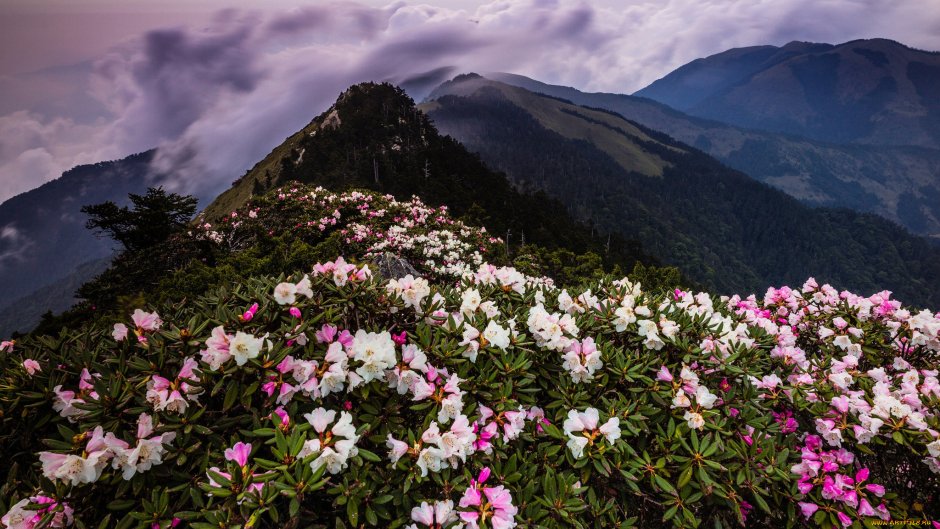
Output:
left=1, top=182, right=939, bottom=528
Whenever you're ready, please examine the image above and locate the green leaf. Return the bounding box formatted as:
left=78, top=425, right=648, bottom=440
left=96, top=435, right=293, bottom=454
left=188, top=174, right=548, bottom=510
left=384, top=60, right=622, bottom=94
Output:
left=678, top=466, right=693, bottom=489
left=106, top=499, right=136, bottom=511
left=347, top=497, right=359, bottom=526
left=357, top=448, right=382, bottom=462
left=654, top=474, right=675, bottom=494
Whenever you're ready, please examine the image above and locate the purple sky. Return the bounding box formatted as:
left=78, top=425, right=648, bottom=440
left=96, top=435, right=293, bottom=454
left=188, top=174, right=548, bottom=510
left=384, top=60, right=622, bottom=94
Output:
left=1, top=0, right=939, bottom=203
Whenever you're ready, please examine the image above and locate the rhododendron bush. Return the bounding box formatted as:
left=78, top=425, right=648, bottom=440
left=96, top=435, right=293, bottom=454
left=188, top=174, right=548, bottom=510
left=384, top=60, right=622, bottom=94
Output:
left=198, top=185, right=500, bottom=280
left=3, top=211, right=940, bottom=528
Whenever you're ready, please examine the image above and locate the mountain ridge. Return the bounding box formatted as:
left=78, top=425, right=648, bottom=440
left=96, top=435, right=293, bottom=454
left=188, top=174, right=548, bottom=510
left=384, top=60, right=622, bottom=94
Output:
left=488, top=71, right=940, bottom=239
left=635, top=38, right=940, bottom=149
left=422, top=74, right=940, bottom=305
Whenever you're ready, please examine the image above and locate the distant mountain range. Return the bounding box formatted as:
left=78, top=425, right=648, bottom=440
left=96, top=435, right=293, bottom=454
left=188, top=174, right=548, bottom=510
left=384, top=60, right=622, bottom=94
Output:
left=421, top=74, right=940, bottom=305
left=490, top=64, right=940, bottom=239
left=635, top=39, right=940, bottom=149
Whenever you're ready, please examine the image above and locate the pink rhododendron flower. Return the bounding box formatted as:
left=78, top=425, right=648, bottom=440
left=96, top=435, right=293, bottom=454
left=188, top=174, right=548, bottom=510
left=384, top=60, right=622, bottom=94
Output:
left=656, top=365, right=673, bottom=382
left=798, top=502, right=818, bottom=518
left=22, top=359, right=40, bottom=375
left=563, top=407, right=620, bottom=458
left=2, top=496, right=73, bottom=528
left=112, top=323, right=128, bottom=341
left=224, top=442, right=252, bottom=467
left=392, top=331, right=408, bottom=345
left=409, top=500, right=457, bottom=528
left=131, top=309, right=162, bottom=332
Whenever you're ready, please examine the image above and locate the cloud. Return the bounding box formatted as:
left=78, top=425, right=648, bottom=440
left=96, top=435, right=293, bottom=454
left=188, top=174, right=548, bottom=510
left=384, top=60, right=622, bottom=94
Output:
left=0, top=223, right=33, bottom=269
left=1, top=0, right=939, bottom=203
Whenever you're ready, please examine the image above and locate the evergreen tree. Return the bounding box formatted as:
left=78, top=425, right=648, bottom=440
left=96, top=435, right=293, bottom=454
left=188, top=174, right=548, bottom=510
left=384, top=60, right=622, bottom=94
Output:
left=82, top=187, right=198, bottom=252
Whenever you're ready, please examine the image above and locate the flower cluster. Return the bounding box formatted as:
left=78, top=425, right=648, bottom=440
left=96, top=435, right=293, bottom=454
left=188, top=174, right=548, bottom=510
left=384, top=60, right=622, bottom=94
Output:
left=2, top=496, right=73, bottom=529
left=146, top=358, right=200, bottom=414
left=793, top=435, right=889, bottom=526
left=39, top=415, right=175, bottom=486
left=301, top=408, right=360, bottom=474
left=458, top=468, right=518, bottom=529
left=112, top=309, right=162, bottom=343
left=199, top=185, right=500, bottom=279
left=660, top=365, right=719, bottom=430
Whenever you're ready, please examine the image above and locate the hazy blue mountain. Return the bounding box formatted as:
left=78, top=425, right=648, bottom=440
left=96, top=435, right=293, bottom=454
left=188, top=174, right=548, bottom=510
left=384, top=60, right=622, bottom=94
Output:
left=423, top=74, right=940, bottom=305
left=0, top=152, right=155, bottom=335
left=635, top=39, right=940, bottom=149
left=489, top=72, right=940, bottom=239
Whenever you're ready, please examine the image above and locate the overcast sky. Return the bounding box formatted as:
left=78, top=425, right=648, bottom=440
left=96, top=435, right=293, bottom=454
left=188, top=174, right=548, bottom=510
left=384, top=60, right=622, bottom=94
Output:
left=2, top=0, right=939, bottom=203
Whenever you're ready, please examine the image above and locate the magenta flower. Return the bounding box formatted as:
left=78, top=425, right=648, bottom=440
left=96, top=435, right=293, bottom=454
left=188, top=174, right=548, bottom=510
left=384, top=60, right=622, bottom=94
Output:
left=798, top=502, right=818, bottom=518
left=316, top=324, right=338, bottom=343
left=738, top=500, right=753, bottom=522
left=289, top=306, right=302, bottom=319
left=273, top=407, right=291, bottom=428
left=656, top=366, right=673, bottom=382
left=224, top=442, right=251, bottom=467
left=261, top=380, right=277, bottom=397
left=865, top=483, right=885, bottom=497
left=718, top=378, right=731, bottom=392
left=241, top=302, right=259, bottom=322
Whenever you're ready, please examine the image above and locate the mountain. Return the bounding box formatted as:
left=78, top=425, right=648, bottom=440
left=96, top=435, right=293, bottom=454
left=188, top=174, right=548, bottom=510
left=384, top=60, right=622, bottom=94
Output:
left=422, top=74, right=940, bottom=306
left=37, top=82, right=667, bottom=333
left=0, top=257, right=110, bottom=337
left=200, top=82, right=653, bottom=274
left=635, top=39, right=940, bottom=149
left=0, top=152, right=155, bottom=336
left=489, top=72, right=940, bottom=239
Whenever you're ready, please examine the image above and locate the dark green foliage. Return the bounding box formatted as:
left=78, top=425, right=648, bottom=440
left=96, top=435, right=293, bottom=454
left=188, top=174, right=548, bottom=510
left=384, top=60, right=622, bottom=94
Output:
left=40, top=177, right=674, bottom=337
left=82, top=187, right=198, bottom=252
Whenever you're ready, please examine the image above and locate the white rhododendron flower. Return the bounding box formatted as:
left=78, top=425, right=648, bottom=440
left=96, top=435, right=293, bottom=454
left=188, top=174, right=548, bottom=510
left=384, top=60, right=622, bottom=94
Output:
left=229, top=331, right=265, bottom=366
left=563, top=408, right=620, bottom=459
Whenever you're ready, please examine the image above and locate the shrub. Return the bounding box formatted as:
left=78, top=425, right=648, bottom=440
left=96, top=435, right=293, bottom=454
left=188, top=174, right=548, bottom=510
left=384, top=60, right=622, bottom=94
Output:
left=2, top=190, right=939, bottom=529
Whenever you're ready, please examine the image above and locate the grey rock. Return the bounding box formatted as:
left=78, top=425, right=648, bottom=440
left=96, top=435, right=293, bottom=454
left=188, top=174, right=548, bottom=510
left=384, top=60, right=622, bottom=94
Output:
left=371, top=253, right=419, bottom=279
